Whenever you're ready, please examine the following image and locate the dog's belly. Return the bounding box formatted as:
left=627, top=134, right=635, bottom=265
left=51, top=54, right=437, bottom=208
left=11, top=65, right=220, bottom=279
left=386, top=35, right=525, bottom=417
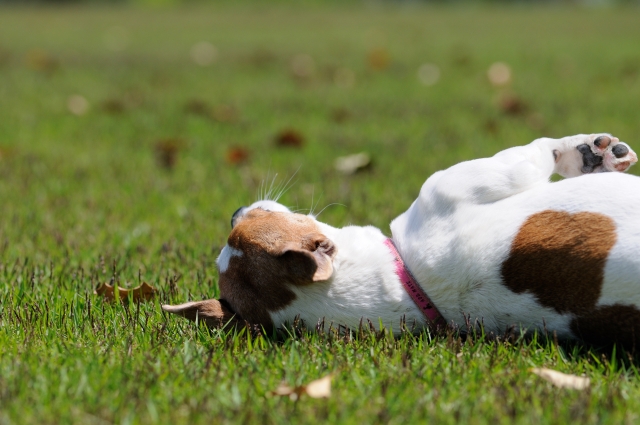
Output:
left=392, top=172, right=640, bottom=340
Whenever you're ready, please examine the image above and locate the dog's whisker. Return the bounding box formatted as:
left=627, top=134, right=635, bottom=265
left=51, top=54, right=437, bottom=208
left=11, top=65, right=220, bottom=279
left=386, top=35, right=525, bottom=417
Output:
left=309, top=189, right=324, bottom=217
left=273, top=168, right=300, bottom=202
left=264, top=173, right=279, bottom=201
left=313, top=202, right=346, bottom=219
left=309, top=187, right=316, bottom=216
left=291, top=208, right=313, bottom=214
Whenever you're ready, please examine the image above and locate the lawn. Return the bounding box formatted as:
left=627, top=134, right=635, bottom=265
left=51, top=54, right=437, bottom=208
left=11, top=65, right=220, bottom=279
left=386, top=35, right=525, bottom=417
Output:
left=1, top=2, right=640, bottom=424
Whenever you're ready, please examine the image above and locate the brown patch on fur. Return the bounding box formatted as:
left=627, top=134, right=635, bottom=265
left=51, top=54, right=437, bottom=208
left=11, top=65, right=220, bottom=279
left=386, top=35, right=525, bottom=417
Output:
left=570, top=304, right=640, bottom=349
left=219, top=209, right=336, bottom=330
left=501, top=210, right=617, bottom=315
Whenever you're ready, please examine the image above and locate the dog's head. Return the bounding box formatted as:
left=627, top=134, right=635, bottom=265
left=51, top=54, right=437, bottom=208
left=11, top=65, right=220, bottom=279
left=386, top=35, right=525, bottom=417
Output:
left=162, top=201, right=337, bottom=332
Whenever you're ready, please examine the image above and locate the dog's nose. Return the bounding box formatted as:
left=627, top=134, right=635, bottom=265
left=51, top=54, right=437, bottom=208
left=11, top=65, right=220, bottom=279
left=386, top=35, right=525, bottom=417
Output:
left=231, top=206, right=247, bottom=228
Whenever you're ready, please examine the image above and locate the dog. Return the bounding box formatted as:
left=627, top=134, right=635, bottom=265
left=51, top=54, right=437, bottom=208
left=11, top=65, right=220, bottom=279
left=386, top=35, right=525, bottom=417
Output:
left=163, top=134, right=640, bottom=347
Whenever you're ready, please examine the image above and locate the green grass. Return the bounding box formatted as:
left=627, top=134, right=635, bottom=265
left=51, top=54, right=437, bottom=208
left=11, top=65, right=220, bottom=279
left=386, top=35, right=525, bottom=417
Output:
left=1, top=3, right=640, bottom=424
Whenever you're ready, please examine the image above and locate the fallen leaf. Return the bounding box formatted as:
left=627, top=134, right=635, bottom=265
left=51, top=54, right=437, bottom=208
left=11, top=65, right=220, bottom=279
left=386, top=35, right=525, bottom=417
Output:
left=0, top=146, right=17, bottom=161
left=226, top=146, right=250, bottom=164
left=331, top=108, right=351, bottom=123
left=530, top=368, right=590, bottom=390
left=184, top=99, right=210, bottom=116
left=484, top=119, right=499, bottom=135
left=368, top=48, right=390, bottom=70
left=275, top=129, right=304, bottom=148
left=154, top=138, right=184, bottom=170
left=101, top=98, right=126, bottom=114
left=451, top=47, right=472, bottom=68
left=247, top=48, right=277, bottom=68
left=270, top=375, right=332, bottom=400
left=25, top=49, right=58, bottom=74
left=95, top=282, right=157, bottom=303
left=498, top=94, right=527, bottom=116
left=335, top=152, right=371, bottom=175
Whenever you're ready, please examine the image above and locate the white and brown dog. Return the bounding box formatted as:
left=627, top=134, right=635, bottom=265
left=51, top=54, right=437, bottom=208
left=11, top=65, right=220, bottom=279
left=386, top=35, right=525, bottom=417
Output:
left=164, top=134, right=640, bottom=347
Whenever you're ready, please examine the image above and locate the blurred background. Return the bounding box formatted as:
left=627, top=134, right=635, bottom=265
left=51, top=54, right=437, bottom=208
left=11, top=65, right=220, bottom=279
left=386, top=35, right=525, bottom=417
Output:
left=0, top=0, right=639, bottom=277
left=1, top=3, right=640, bottom=422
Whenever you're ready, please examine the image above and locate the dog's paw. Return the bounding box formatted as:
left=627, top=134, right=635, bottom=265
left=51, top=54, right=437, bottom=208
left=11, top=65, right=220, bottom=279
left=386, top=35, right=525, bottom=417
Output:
left=574, top=134, right=637, bottom=174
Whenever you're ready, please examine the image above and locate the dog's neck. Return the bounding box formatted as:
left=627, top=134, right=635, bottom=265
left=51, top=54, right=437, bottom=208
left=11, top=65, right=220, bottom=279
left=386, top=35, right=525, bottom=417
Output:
left=270, top=223, right=429, bottom=333
left=384, top=238, right=446, bottom=328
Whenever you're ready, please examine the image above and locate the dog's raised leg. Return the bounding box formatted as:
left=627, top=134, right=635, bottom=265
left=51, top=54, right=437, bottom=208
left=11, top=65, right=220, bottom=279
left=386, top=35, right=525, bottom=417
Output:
left=425, top=133, right=637, bottom=206
left=547, top=134, right=637, bottom=177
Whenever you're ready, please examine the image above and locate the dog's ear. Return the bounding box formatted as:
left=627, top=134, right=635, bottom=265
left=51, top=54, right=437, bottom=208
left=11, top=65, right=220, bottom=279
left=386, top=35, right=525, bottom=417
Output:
left=280, top=234, right=337, bottom=282
left=162, top=299, right=244, bottom=328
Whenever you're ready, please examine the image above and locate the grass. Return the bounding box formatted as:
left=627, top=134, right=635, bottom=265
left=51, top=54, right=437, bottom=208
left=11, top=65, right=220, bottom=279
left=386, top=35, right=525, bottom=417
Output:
left=1, top=2, right=640, bottom=424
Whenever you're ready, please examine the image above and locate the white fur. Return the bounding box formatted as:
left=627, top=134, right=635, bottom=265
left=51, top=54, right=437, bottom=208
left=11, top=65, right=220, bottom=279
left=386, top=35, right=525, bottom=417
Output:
left=270, top=223, right=426, bottom=332
left=216, top=246, right=243, bottom=273
left=238, top=134, right=640, bottom=336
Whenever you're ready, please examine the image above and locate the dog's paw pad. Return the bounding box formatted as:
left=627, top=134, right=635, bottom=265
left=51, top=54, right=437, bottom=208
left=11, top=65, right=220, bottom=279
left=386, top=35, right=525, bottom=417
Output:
left=604, top=140, right=637, bottom=172
left=577, top=134, right=637, bottom=174
left=577, top=143, right=603, bottom=173
left=593, top=135, right=612, bottom=151
left=612, top=144, right=629, bottom=159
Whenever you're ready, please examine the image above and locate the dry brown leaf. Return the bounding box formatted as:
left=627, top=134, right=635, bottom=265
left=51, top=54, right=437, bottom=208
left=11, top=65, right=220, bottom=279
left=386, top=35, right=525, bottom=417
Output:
left=270, top=375, right=332, bottom=400
left=275, top=129, right=304, bottom=148
left=154, top=138, right=184, bottom=170
left=25, top=49, right=59, bottom=74
left=484, top=119, right=499, bottom=135
left=184, top=99, right=210, bottom=116
left=530, top=368, right=590, bottom=390
left=499, top=94, right=528, bottom=116
left=101, top=98, right=126, bottom=114
left=368, top=48, right=390, bottom=70
left=331, top=108, right=351, bottom=123
left=95, top=282, right=157, bottom=303
left=0, top=146, right=16, bottom=161
left=226, top=146, right=250, bottom=165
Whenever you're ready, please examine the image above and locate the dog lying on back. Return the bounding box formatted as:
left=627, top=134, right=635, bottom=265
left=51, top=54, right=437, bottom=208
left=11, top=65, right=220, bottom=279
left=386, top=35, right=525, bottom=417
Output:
left=164, top=134, right=640, bottom=348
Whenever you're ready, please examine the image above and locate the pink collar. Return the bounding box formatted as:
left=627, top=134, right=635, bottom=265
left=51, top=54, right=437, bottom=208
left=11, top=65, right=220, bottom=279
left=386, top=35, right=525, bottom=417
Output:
left=384, top=238, right=446, bottom=329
